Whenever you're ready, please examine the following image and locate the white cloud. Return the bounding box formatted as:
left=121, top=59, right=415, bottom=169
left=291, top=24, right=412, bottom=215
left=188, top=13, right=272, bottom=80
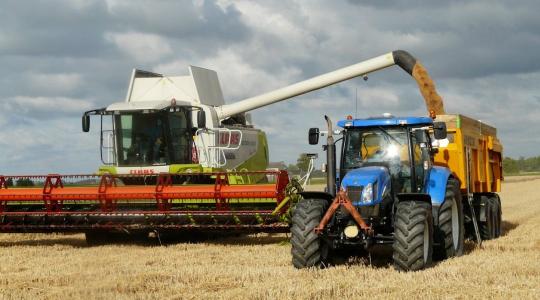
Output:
left=2, top=96, right=93, bottom=117
left=28, top=72, right=82, bottom=93
left=157, top=48, right=303, bottom=101
left=104, top=31, right=173, bottom=63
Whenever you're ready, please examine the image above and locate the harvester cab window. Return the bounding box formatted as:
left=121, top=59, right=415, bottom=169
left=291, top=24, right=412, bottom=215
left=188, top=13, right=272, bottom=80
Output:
left=167, top=111, right=191, bottom=164
left=114, top=110, right=192, bottom=167
left=115, top=113, right=168, bottom=166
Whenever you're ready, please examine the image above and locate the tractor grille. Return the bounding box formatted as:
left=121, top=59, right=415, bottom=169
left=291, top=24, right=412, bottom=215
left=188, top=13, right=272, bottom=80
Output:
left=346, top=186, right=363, bottom=202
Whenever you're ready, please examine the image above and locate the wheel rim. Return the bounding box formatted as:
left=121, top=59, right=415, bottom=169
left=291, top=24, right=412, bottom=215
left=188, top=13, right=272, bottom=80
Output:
left=451, top=199, right=459, bottom=249
left=423, top=220, right=429, bottom=263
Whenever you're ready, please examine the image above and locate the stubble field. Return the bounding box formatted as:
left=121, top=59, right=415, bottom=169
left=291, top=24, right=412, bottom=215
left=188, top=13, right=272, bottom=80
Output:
left=0, top=178, right=539, bottom=299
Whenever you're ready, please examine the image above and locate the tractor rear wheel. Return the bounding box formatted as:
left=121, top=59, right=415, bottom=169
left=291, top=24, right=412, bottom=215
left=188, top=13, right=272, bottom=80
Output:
left=291, top=198, right=329, bottom=268
left=434, top=179, right=464, bottom=259
left=393, top=201, right=433, bottom=271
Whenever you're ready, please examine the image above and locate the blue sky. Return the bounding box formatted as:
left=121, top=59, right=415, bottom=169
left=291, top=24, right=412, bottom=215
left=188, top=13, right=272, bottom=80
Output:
left=1, top=0, right=539, bottom=174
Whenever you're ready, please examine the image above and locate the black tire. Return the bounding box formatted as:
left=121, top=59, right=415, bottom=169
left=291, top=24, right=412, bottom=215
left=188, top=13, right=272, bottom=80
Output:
left=291, top=198, right=329, bottom=268
left=489, top=195, right=502, bottom=238
left=479, top=196, right=498, bottom=240
left=434, top=179, right=464, bottom=259
left=393, top=201, right=433, bottom=272
left=495, top=196, right=502, bottom=237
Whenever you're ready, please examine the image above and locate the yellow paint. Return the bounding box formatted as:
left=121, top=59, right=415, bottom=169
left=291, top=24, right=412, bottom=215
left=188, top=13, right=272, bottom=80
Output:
left=433, top=115, right=503, bottom=193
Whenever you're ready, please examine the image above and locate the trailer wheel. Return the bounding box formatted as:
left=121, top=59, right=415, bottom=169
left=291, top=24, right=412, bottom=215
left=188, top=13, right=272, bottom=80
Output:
left=480, top=196, right=497, bottom=240
left=434, top=179, right=464, bottom=259
left=493, top=196, right=502, bottom=238
left=291, top=198, right=329, bottom=268
left=481, top=196, right=502, bottom=240
left=393, top=201, right=433, bottom=271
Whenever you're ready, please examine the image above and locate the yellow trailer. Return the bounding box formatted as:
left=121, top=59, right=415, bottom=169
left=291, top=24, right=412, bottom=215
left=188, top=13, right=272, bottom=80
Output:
left=431, top=114, right=503, bottom=242
left=434, top=114, right=503, bottom=194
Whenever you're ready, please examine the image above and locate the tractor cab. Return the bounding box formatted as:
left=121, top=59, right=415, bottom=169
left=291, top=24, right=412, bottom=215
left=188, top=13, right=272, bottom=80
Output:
left=307, top=115, right=448, bottom=238
left=337, top=116, right=446, bottom=201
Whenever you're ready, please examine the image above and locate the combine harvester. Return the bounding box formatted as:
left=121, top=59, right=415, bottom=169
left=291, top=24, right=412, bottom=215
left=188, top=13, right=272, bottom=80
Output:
left=0, top=51, right=501, bottom=258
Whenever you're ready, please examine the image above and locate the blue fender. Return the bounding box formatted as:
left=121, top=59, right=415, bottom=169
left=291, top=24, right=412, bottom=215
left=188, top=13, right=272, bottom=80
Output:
left=425, top=166, right=452, bottom=205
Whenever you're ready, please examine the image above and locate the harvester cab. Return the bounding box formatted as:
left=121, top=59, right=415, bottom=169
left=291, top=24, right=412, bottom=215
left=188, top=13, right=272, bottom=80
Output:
left=82, top=67, right=267, bottom=179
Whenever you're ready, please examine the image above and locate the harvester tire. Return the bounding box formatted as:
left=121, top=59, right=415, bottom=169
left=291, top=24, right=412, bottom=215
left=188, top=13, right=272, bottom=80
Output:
left=291, top=198, right=329, bottom=268
left=393, top=201, right=433, bottom=271
left=434, top=179, right=464, bottom=259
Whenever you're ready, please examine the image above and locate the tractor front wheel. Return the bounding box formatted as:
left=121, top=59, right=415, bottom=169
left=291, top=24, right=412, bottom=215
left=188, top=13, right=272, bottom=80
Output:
left=434, top=179, right=464, bottom=259
left=291, top=198, right=329, bottom=268
left=393, top=201, right=433, bottom=271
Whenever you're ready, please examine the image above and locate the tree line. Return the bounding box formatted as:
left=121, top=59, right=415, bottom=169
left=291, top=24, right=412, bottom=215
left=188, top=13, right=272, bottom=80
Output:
left=503, top=156, right=540, bottom=175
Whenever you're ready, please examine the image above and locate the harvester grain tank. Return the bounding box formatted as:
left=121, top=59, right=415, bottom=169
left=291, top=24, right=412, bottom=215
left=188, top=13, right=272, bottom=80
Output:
left=292, top=55, right=503, bottom=271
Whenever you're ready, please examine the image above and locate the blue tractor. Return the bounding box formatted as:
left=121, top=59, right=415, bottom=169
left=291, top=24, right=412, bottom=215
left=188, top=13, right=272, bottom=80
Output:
left=291, top=114, right=464, bottom=271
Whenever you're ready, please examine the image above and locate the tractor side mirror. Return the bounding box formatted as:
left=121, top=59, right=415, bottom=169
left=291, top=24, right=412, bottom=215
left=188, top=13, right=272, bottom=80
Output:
left=197, top=110, right=206, bottom=128
left=308, top=128, right=320, bottom=145
left=433, top=122, right=447, bottom=140
left=82, top=114, right=90, bottom=132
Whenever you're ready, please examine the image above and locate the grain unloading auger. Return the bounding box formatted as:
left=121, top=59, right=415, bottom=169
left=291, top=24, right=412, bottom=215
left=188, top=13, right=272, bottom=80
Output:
left=0, top=50, right=445, bottom=236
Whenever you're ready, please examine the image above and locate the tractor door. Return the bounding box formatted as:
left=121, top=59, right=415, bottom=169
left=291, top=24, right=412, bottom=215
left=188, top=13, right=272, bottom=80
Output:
left=410, top=129, right=432, bottom=192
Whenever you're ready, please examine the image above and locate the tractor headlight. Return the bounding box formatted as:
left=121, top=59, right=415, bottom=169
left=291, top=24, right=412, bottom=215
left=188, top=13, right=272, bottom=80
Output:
left=361, top=182, right=373, bottom=203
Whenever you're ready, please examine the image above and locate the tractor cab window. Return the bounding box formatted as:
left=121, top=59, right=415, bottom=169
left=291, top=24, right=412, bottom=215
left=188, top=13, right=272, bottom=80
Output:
left=343, top=127, right=411, bottom=183
left=114, top=109, right=192, bottom=166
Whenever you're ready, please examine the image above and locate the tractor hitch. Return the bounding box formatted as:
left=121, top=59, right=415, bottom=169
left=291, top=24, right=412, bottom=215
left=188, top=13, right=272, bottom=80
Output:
left=314, top=189, right=372, bottom=235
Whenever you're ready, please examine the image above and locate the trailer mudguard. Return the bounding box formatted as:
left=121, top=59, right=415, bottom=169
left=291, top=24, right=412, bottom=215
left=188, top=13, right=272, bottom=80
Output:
left=425, top=166, right=452, bottom=205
